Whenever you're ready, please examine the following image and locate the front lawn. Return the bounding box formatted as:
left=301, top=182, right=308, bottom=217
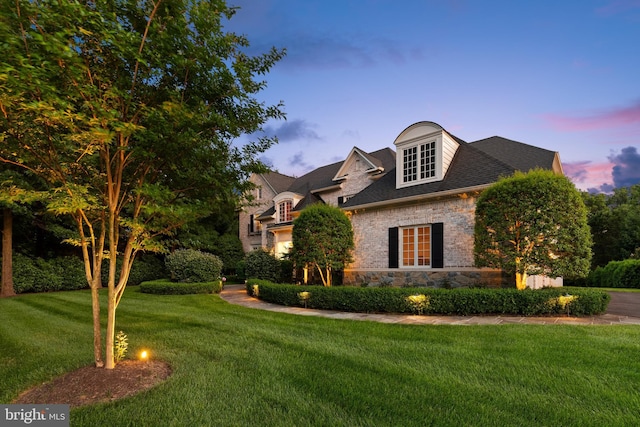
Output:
left=1, top=288, right=639, bottom=426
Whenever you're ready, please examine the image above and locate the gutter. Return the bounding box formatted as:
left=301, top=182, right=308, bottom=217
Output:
left=342, top=183, right=491, bottom=211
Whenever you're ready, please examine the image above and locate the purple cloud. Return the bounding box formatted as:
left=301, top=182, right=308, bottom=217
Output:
left=544, top=100, right=640, bottom=131
left=288, top=151, right=315, bottom=173
left=596, top=0, right=640, bottom=16
left=263, top=119, right=321, bottom=143
left=609, top=146, right=640, bottom=188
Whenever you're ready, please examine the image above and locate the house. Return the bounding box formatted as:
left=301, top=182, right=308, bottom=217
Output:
left=239, top=121, right=564, bottom=288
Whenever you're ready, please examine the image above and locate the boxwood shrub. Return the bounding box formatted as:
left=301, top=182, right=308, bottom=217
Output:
left=245, top=280, right=610, bottom=316
left=140, top=279, right=223, bottom=295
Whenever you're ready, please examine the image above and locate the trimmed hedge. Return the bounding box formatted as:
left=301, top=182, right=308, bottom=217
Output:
left=140, top=279, right=223, bottom=295
left=245, top=280, right=610, bottom=316
left=587, top=259, right=640, bottom=288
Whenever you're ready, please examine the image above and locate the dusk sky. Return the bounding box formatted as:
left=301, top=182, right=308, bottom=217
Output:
left=228, top=0, right=640, bottom=192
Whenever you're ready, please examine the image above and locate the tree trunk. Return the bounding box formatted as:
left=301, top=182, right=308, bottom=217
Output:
left=1, top=208, right=16, bottom=297
left=515, top=271, right=528, bottom=290
left=91, top=281, right=104, bottom=367
left=105, top=287, right=116, bottom=369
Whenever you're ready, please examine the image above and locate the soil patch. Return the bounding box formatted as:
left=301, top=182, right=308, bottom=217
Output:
left=12, top=360, right=172, bottom=408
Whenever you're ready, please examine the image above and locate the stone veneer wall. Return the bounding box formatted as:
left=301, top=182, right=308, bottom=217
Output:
left=343, top=268, right=512, bottom=288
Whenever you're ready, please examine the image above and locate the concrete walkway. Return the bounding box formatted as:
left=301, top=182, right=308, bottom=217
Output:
left=220, top=285, right=640, bottom=326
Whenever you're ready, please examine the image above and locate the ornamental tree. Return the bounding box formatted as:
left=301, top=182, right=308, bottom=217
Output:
left=0, top=0, right=284, bottom=368
left=474, top=169, right=592, bottom=290
left=291, top=204, right=354, bottom=287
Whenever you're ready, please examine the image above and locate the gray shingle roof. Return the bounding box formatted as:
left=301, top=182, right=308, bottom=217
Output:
left=262, top=148, right=396, bottom=196
left=260, top=171, right=295, bottom=193
left=469, top=136, right=557, bottom=172
left=342, top=136, right=558, bottom=209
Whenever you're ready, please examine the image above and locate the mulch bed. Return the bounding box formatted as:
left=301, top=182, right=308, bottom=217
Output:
left=12, top=360, right=172, bottom=408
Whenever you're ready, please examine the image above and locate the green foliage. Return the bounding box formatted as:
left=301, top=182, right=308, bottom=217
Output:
left=213, top=234, right=245, bottom=274
left=587, top=259, right=640, bottom=288
left=583, top=185, right=640, bottom=268
left=244, top=249, right=281, bottom=282
left=114, top=331, right=128, bottom=363
left=474, top=169, right=592, bottom=280
left=9, top=254, right=87, bottom=293
left=248, top=281, right=610, bottom=316
left=139, top=279, right=222, bottom=295
left=290, top=204, right=354, bottom=286
left=165, top=249, right=223, bottom=283
left=101, top=254, right=168, bottom=287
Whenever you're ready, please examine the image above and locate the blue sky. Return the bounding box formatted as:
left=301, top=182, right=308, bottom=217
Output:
left=228, top=0, right=640, bottom=192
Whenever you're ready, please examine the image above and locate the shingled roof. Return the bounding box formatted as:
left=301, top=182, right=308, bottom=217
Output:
left=342, top=136, right=559, bottom=209
left=261, top=147, right=396, bottom=196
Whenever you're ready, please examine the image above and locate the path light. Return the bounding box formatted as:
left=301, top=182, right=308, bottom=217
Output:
left=139, top=349, right=150, bottom=362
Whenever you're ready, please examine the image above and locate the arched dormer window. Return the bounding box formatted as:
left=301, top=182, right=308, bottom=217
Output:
left=278, top=200, right=292, bottom=223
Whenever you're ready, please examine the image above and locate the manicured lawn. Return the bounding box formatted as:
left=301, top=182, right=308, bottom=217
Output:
left=2, top=288, right=640, bottom=426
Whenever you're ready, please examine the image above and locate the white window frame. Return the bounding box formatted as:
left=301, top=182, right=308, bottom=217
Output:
left=400, top=225, right=431, bottom=267
left=396, top=134, right=443, bottom=189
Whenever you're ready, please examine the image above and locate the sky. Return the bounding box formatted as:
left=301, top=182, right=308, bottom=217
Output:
left=227, top=0, right=640, bottom=193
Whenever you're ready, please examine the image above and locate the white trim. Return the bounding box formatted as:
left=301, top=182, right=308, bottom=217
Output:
left=343, top=184, right=490, bottom=211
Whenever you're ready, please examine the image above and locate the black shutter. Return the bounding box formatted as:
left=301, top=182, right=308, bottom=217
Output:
left=249, top=215, right=255, bottom=234
left=432, top=223, right=443, bottom=268
left=388, top=227, right=399, bottom=268
left=338, top=196, right=344, bottom=205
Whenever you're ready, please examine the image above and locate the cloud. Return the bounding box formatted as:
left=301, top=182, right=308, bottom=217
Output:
left=563, top=160, right=614, bottom=192
left=288, top=151, right=315, bottom=173
left=609, top=146, right=640, bottom=188
left=544, top=100, right=640, bottom=132
left=262, top=119, right=321, bottom=143
left=596, top=0, right=640, bottom=16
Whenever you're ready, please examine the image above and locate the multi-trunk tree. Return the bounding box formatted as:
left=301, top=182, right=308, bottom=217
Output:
left=474, top=169, right=592, bottom=290
left=0, top=0, right=284, bottom=368
left=290, top=204, right=354, bottom=287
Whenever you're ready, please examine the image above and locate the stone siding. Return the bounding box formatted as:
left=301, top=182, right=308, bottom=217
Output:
left=343, top=268, right=511, bottom=288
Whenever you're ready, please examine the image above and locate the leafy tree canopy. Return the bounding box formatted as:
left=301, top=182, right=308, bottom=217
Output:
left=290, top=203, right=354, bottom=287
left=474, top=169, right=592, bottom=290
left=0, top=0, right=284, bottom=368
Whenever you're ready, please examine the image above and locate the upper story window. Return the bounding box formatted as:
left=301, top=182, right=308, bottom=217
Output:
left=403, top=141, right=436, bottom=184
left=256, top=187, right=262, bottom=200
left=278, top=200, right=292, bottom=223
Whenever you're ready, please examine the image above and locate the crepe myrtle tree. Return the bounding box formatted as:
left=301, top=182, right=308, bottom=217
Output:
left=474, top=169, right=592, bottom=290
left=291, top=204, right=354, bottom=287
left=0, top=0, right=284, bottom=368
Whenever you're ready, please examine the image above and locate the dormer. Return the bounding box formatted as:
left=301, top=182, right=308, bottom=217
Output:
left=273, top=191, right=304, bottom=223
left=394, top=122, right=460, bottom=189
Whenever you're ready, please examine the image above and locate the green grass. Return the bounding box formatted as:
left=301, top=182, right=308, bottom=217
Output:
left=2, top=288, right=640, bottom=426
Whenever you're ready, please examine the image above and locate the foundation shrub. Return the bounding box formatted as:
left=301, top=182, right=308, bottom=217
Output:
left=245, top=281, right=610, bottom=316
left=140, top=279, right=222, bottom=295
